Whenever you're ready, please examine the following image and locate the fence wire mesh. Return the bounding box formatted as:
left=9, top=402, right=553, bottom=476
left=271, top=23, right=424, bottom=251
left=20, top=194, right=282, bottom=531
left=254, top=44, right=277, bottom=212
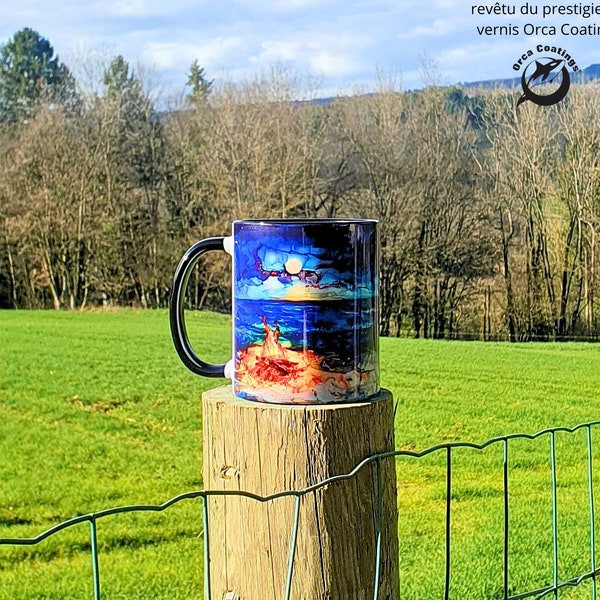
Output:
left=2, top=421, right=600, bottom=599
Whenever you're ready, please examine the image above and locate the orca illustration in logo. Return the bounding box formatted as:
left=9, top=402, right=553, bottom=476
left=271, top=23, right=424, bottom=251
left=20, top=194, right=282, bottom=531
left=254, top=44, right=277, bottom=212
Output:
left=517, top=57, right=570, bottom=107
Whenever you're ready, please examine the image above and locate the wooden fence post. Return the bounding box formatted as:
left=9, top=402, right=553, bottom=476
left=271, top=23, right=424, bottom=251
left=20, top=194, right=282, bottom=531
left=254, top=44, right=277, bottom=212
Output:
left=202, top=386, right=399, bottom=600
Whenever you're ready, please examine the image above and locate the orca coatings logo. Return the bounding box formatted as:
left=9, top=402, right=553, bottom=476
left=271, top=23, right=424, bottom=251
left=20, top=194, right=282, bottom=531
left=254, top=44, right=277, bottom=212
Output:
left=512, top=45, right=579, bottom=107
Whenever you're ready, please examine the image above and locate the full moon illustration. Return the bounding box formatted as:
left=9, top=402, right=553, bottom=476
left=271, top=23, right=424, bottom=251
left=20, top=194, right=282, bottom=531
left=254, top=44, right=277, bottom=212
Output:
left=284, top=257, right=303, bottom=275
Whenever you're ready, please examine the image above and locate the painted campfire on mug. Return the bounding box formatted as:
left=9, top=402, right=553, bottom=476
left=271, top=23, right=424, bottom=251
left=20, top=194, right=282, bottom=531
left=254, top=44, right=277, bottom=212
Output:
left=234, top=316, right=377, bottom=404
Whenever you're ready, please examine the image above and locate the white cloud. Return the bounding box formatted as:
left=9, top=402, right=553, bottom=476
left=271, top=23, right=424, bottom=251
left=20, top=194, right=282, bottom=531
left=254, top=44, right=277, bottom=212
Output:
left=438, top=40, right=526, bottom=82
left=142, top=38, right=244, bottom=70
left=272, top=0, right=329, bottom=9
left=102, top=0, right=209, bottom=17
left=309, top=51, right=358, bottom=77
left=435, top=0, right=461, bottom=8
left=111, top=0, right=146, bottom=16
left=245, top=30, right=370, bottom=80
left=397, top=18, right=455, bottom=39
left=254, top=41, right=303, bottom=63
left=235, top=0, right=334, bottom=11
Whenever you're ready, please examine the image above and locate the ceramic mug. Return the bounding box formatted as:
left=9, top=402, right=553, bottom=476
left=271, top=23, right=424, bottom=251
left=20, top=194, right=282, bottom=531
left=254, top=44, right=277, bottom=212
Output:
left=169, top=219, right=379, bottom=404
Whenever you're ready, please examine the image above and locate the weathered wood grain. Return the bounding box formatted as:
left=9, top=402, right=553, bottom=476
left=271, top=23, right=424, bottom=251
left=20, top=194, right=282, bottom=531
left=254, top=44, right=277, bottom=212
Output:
left=202, top=386, right=399, bottom=600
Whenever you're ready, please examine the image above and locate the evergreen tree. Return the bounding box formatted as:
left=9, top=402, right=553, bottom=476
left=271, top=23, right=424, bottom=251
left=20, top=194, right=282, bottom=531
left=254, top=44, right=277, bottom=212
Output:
left=103, top=54, right=134, bottom=97
left=186, top=60, right=213, bottom=104
left=0, top=28, right=77, bottom=123
left=98, top=55, right=167, bottom=307
left=101, top=55, right=161, bottom=187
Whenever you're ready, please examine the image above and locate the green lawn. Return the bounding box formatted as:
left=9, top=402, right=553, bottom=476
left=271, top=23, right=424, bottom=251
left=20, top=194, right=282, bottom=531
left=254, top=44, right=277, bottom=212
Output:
left=2, top=310, right=600, bottom=598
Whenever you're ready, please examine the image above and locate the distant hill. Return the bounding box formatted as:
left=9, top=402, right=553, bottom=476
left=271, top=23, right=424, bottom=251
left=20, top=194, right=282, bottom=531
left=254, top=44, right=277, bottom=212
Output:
left=576, top=63, right=600, bottom=80
left=299, top=64, right=600, bottom=107
left=461, top=64, right=600, bottom=89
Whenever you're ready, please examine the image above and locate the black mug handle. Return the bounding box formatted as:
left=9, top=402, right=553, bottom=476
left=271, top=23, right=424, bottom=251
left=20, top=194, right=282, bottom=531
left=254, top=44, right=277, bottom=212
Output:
left=169, top=237, right=228, bottom=377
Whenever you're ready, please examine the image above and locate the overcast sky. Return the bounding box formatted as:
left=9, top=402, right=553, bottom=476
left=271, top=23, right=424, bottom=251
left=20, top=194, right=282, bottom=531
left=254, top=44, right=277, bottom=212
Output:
left=1, top=1, right=599, bottom=99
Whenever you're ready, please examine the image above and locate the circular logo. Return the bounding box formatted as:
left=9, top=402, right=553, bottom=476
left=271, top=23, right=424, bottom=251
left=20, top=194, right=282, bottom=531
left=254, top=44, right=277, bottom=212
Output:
left=517, top=57, right=570, bottom=107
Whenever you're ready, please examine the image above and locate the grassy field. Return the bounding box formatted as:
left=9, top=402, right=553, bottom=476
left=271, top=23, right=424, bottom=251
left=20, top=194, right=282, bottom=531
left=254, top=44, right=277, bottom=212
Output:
left=2, top=310, right=600, bottom=598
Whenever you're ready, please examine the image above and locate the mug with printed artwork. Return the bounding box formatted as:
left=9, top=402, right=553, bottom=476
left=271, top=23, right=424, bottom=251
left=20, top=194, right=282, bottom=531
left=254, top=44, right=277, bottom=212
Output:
left=169, top=218, right=379, bottom=404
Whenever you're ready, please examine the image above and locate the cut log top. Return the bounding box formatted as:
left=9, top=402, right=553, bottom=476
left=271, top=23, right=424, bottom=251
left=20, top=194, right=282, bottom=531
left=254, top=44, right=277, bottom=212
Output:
left=203, top=385, right=392, bottom=412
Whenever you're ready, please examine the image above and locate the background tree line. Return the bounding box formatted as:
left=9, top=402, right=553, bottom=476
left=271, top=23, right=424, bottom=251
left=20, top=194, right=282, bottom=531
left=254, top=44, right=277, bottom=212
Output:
left=1, top=28, right=600, bottom=341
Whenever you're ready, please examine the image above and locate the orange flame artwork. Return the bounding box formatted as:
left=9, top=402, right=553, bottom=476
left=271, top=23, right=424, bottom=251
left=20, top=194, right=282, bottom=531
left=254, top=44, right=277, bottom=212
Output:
left=235, top=317, right=376, bottom=404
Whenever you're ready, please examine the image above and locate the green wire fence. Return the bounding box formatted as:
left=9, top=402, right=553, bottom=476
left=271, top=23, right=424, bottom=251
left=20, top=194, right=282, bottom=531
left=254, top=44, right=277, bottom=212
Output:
left=2, top=421, right=600, bottom=599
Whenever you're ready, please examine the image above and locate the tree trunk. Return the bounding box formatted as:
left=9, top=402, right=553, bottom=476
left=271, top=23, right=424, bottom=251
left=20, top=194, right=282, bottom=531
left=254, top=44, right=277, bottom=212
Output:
left=499, top=208, right=516, bottom=342
left=4, top=226, right=17, bottom=308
